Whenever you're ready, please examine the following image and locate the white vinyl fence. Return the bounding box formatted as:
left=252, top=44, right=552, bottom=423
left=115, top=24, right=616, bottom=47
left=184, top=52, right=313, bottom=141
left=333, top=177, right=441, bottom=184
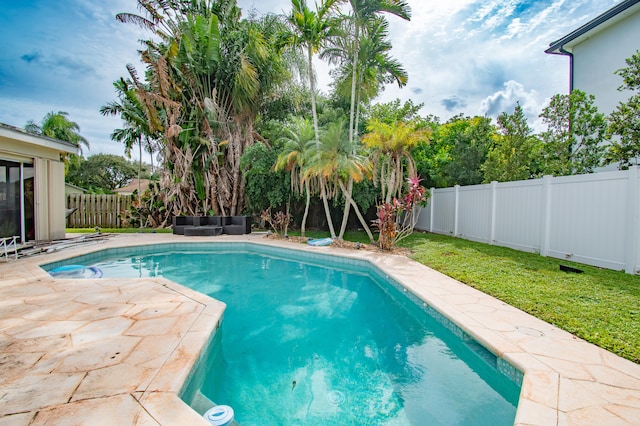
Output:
left=415, top=166, right=640, bottom=274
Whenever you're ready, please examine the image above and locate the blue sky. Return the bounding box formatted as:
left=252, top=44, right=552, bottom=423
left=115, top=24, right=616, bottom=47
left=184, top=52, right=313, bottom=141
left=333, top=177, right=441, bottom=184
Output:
left=0, top=0, right=619, bottom=160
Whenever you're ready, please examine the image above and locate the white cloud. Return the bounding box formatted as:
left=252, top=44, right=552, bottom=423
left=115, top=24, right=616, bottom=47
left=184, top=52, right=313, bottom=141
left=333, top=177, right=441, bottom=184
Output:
left=479, top=81, right=551, bottom=131
left=482, top=0, right=518, bottom=31
left=502, top=17, right=525, bottom=39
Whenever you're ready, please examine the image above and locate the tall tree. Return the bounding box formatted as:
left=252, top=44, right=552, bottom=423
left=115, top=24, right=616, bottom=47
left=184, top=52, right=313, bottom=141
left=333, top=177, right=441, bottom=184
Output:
left=440, top=115, right=495, bottom=186
left=364, top=98, right=423, bottom=125
left=275, top=117, right=316, bottom=236
left=326, top=16, right=408, bottom=137
left=483, top=104, right=542, bottom=182
left=361, top=119, right=427, bottom=203
left=101, top=77, right=161, bottom=204
left=66, top=154, right=142, bottom=193
left=345, top=0, right=411, bottom=144
left=114, top=0, right=291, bottom=216
left=287, top=0, right=340, bottom=140
left=287, top=0, right=340, bottom=235
left=304, top=119, right=374, bottom=241
left=606, top=50, right=640, bottom=169
left=25, top=111, right=89, bottom=153
left=539, top=90, right=608, bottom=175
left=323, top=14, right=408, bottom=231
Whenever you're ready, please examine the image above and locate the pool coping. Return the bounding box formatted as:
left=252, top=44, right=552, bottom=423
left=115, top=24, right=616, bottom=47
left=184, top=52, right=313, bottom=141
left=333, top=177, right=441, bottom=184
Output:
left=1, top=233, right=639, bottom=425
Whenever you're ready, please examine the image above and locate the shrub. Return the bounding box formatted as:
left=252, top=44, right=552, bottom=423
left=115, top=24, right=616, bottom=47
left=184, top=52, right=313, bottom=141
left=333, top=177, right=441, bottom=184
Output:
left=373, top=177, right=428, bottom=250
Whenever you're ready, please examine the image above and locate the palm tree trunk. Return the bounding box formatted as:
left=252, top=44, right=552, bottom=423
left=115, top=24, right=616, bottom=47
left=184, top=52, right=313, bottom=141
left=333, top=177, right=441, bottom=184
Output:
left=338, top=177, right=353, bottom=239
left=301, top=180, right=311, bottom=237
left=354, top=87, right=362, bottom=142
left=348, top=22, right=360, bottom=145
left=338, top=180, right=374, bottom=243
left=308, top=46, right=320, bottom=141
left=229, top=127, right=245, bottom=216
left=386, top=163, right=395, bottom=204
left=395, top=157, right=403, bottom=200
left=138, top=139, right=142, bottom=228
left=320, top=179, right=336, bottom=239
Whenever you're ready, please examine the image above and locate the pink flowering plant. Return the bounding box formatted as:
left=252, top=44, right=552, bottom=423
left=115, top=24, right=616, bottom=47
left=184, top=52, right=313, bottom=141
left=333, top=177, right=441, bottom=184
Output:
left=372, top=176, right=429, bottom=250
left=261, top=208, right=292, bottom=235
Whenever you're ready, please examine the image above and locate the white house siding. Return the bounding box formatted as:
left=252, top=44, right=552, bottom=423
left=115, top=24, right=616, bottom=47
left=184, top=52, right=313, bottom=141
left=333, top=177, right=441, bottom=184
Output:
left=571, top=6, right=640, bottom=114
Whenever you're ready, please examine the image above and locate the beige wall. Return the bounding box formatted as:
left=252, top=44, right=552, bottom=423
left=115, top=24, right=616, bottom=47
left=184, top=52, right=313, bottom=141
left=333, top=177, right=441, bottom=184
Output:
left=48, top=160, right=66, bottom=239
left=1, top=133, right=72, bottom=240
left=0, top=139, right=62, bottom=161
left=33, top=158, right=67, bottom=240
left=34, top=158, right=50, bottom=240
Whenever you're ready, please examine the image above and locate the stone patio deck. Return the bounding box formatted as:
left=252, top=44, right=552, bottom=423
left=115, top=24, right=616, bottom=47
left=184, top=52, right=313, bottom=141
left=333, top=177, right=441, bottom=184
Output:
left=1, top=233, right=639, bottom=425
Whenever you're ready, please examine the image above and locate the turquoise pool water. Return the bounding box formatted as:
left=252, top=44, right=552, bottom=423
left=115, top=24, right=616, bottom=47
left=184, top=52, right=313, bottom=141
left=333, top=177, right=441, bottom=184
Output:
left=44, top=243, right=521, bottom=425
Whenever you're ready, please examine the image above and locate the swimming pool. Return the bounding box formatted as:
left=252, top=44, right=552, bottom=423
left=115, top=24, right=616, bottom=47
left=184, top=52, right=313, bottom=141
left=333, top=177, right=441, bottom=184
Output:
left=44, top=243, right=521, bottom=425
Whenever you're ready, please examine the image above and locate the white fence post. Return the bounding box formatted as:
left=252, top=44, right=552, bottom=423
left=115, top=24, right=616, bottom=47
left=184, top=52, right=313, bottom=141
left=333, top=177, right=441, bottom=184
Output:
left=454, top=185, right=460, bottom=237
left=625, top=166, right=639, bottom=274
left=540, top=175, right=553, bottom=257
left=429, top=187, right=435, bottom=232
left=490, top=181, right=497, bottom=245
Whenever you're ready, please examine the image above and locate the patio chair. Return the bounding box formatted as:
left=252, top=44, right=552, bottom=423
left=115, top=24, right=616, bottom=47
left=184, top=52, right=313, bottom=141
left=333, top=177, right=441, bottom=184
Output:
left=172, top=216, right=201, bottom=235
left=0, top=236, right=19, bottom=261
left=222, top=216, right=252, bottom=235
left=201, top=216, right=222, bottom=226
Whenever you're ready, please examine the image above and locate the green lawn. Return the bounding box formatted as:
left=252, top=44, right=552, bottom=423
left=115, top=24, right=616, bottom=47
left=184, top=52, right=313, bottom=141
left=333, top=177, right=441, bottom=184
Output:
left=67, top=227, right=640, bottom=363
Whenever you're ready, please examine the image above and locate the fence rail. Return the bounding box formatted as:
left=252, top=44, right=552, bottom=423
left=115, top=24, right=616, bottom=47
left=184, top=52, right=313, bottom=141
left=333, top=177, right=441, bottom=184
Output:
left=415, top=167, right=640, bottom=274
left=66, top=194, right=134, bottom=228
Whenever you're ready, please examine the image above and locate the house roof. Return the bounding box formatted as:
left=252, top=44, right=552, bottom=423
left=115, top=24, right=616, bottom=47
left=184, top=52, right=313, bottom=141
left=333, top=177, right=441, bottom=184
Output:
left=546, top=0, right=640, bottom=55
left=0, top=122, right=79, bottom=155
left=65, top=182, right=88, bottom=193
left=115, top=178, right=151, bottom=194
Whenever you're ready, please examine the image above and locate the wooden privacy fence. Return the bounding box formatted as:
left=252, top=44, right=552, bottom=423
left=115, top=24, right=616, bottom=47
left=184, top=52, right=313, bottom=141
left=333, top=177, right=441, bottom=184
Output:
left=66, top=194, right=134, bottom=228
left=415, top=166, right=640, bottom=274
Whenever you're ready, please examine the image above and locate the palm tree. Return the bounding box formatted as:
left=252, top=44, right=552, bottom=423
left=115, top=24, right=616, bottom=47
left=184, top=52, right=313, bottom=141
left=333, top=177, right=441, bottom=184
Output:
left=275, top=117, right=316, bottom=237
left=287, top=0, right=340, bottom=140
left=345, top=0, right=411, bottom=144
left=25, top=111, right=90, bottom=154
left=288, top=0, right=341, bottom=235
left=304, top=119, right=375, bottom=242
left=100, top=78, right=160, bottom=160
left=361, top=119, right=427, bottom=203
left=333, top=17, right=407, bottom=133
left=101, top=77, right=162, bottom=224
left=322, top=16, right=408, bottom=232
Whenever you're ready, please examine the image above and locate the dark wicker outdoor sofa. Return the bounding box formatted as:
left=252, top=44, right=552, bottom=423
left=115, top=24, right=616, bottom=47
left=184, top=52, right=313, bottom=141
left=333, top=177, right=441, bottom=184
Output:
left=172, top=216, right=252, bottom=236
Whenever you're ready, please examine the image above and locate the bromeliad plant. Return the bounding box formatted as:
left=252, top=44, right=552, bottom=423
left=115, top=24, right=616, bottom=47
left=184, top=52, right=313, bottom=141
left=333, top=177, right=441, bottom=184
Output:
left=373, top=176, right=429, bottom=250
left=261, top=208, right=292, bottom=236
